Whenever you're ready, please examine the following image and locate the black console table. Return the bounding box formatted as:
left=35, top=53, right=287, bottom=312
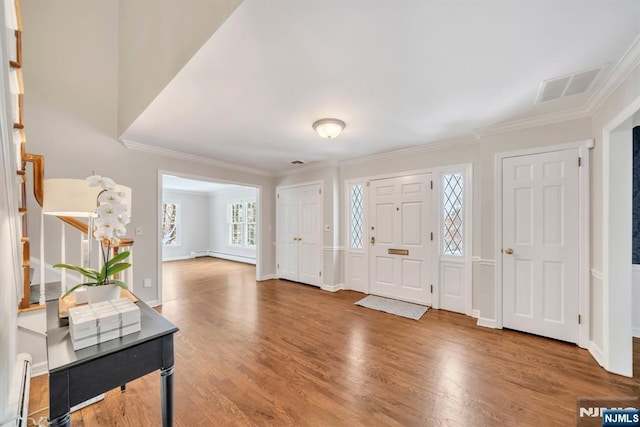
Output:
left=45, top=298, right=179, bottom=426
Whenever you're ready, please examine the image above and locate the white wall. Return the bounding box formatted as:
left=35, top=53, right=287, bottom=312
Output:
left=21, top=0, right=276, bottom=305
left=162, top=189, right=211, bottom=261
left=117, top=0, right=242, bottom=134
left=209, top=186, right=257, bottom=263
left=590, top=58, right=640, bottom=375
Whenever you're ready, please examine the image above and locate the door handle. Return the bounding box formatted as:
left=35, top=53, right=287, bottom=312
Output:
left=293, top=237, right=298, bottom=241
left=370, top=236, right=375, bottom=245
left=504, top=248, right=514, bottom=255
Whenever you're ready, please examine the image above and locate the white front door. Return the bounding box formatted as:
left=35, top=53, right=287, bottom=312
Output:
left=502, top=149, right=579, bottom=343
left=369, top=174, right=432, bottom=305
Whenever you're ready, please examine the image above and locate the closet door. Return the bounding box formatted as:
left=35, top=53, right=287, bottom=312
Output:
left=298, top=184, right=322, bottom=286
left=276, top=183, right=323, bottom=286
left=277, top=187, right=299, bottom=281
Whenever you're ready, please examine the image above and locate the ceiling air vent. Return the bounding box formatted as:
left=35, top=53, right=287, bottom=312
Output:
left=536, top=66, right=605, bottom=104
left=291, top=160, right=305, bottom=165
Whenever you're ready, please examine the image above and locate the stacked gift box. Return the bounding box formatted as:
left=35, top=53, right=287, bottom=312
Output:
left=68, top=298, right=141, bottom=351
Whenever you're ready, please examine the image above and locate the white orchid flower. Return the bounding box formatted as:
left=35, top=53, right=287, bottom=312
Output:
left=98, top=190, right=124, bottom=204
left=87, top=175, right=102, bottom=187
left=100, top=177, right=116, bottom=190
left=87, top=175, right=116, bottom=190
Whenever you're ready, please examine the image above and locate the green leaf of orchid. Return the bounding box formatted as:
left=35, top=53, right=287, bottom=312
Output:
left=106, top=250, right=130, bottom=268
left=112, top=279, right=128, bottom=290
left=60, top=282, right=99, bottom=299
left=103, top=262, right=131, bottom=277
left=53, top=263, right=99, bottom=280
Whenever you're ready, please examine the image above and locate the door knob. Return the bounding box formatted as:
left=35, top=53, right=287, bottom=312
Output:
left=504, top=248, right=514, bottom=255
left=370, top=236, right=376, bottom=245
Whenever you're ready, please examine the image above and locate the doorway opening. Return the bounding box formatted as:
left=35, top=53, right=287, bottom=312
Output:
left=158, top=172, right=262, bottom=304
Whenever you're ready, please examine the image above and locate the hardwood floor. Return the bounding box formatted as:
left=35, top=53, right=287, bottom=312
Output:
left=29, top=258, right=640, bottom=426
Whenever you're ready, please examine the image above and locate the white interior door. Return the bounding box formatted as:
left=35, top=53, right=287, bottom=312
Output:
left=277, top=187, right=298, bottom=281
left=369, top=174, right=432, bottom=305
left=502, top=149, right=579, bottom=343
left=298, top=184, right=322, bottom=286
left=276, top=183, right=322, bottom=286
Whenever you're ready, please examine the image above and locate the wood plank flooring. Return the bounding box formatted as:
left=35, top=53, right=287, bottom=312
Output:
left=28, top=258, right=640, bottom=426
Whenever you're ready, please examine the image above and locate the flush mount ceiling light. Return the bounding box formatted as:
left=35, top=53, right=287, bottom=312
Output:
left=313, top=118, right=345, bottom=139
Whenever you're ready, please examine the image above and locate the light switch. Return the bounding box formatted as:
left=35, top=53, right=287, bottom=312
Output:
left=135, top=226, right=143, bottom=236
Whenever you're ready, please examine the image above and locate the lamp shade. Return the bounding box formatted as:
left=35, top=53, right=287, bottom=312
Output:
left=313, top=118, right=345, bottom=139
left=43, top=179, right=101, bottom=217
left=43, top=178, right=133, bottom=218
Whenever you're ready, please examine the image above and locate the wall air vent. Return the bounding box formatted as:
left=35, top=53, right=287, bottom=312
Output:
left=536, top=65, right=605, bottom=104
left=291, top=160, right=305, bottom=165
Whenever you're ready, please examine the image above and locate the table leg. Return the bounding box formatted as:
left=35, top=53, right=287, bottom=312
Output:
left=49, top=412, right=71, bottom=427
left=161, top=365, right=175, bottom=427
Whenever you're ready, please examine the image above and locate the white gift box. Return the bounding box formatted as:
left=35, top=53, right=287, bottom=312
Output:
left=68, top=298, right=141, bottom=351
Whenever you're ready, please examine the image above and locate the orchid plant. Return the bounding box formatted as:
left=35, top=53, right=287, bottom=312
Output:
left=56, top=175, right=132, bottom=298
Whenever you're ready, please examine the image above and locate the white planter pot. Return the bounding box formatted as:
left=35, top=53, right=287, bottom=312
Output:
left=86, top=283, right=120, bottom=304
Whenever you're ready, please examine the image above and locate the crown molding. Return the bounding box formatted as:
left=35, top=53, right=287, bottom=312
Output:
left=339, top=135, right=478, bottom=167
left=276, top=159, right=339, bottom=177
left=585, top=33, right=640, bottom=115
left=121, top=139, right=275, bottom=177
left=482, top=107, right=590, bottom=137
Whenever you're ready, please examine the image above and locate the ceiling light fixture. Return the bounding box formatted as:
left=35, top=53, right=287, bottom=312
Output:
left=313, top=118, right=345, bottom=139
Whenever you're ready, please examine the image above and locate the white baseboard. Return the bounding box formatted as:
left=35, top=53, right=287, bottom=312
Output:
left=589, top=341, right=605, bottom=367
left=321, top=283, right=344, bottom=292
left=31, top=361, right=48, bottom=377
left=633, top=327, right=640, bottom=338
left=145, top=299, right=161, bottom=308
left=162, top=255, right=193, bottom=262
left=470, top=309, right=480, bottom=318
left=477, top=317, right=497, bottom=328
left=208, top=251, right=256, bottom=265
left=258, top=274, right=276, bottom=281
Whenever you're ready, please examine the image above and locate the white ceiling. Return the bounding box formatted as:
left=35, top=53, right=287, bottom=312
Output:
left=122, top=0, right=640, bottom=174
left=162, top=175, right=249, bottom=194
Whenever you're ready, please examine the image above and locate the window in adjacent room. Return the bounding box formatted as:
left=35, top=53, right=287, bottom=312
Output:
left=162, top=202, right=180, bottom=246
left=442, top=173, right=464, bottom=256
left=229, top=200, right=257, bottom=247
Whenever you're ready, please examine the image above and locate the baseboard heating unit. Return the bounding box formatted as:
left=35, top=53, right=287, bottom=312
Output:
left=2, top=353, right=32, bottom=427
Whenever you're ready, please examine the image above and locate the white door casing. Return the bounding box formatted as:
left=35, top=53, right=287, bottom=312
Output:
left=276, top=183, right=322, bottom=286
left=502, top=149, right=579, bottom=343
left=369, top=174, right=433, bottom=305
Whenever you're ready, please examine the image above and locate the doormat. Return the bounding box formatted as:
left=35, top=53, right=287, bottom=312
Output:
left=354, top=295, right=429, bottom=320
